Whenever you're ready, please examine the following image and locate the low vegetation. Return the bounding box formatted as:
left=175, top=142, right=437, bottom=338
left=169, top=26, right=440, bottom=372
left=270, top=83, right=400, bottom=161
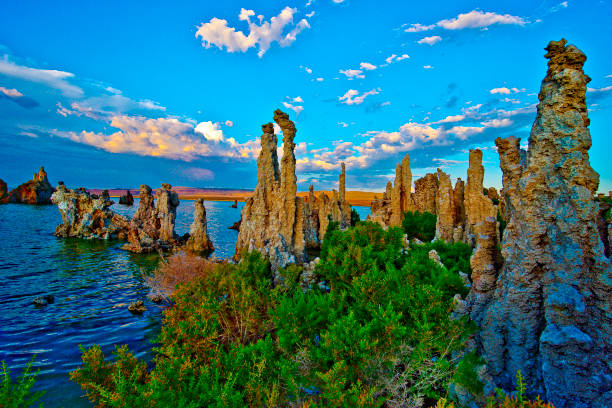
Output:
left=0, top=358, right=45, bottom=408
left=402, top=211, right=437, bottom=242
left=71, top=217, right=554, bottom=407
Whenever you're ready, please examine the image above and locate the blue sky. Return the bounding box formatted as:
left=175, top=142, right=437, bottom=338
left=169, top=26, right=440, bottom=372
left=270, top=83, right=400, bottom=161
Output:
left=0, top=0, right=611, bottom=192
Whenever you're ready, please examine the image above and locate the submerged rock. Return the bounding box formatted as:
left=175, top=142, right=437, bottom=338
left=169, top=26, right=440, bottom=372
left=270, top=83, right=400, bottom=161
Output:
left=8, top=167, right=55, bottom=204
left=128, top=300, right=146, bottom=315
left=231, top=199, right=238, bottom=208
left=118, top=190, right=134, bottom=205
left=464, top=39, right=612, bottom=408
left=185, top=199, right=214, bottom=253
left=51, top=182, right=129, bottom=239
left=33, top=295, right=54, bottom=307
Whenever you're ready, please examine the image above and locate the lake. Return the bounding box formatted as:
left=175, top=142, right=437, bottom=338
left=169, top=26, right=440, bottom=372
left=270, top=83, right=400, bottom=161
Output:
left=0, top=199, right=370, bottom=407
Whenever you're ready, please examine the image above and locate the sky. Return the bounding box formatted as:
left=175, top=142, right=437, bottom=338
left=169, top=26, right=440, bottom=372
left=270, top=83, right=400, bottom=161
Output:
left=0, top=0, right=611, bottom=193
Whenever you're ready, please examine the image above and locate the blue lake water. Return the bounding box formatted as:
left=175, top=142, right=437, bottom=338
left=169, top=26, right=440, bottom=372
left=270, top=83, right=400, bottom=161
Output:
left=0, top=199, right=370, bottom=407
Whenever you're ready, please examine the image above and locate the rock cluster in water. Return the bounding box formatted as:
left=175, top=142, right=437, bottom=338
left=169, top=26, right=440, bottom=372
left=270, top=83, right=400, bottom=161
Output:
left=1, top=167, right=56, bottom=205
left=457, top=39, right=612, bottom=408
left=368, top=150, right=496, bottom=246
left=119, top=190, right=134, bottom=205
left=52, top=182, right=130, bottom=239
left=235, top=109, right=351, bottom=271
left=52, top=182, right=213, bottom=254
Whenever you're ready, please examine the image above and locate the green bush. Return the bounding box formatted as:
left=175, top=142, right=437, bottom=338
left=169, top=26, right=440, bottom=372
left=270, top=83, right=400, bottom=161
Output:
left=350, top=208, right=360, bottom=227
left=402, top=211, right=437, bottom=242
left=72, top=222, right=473, bottom=407
left=1, top=358, right=45, bottom=408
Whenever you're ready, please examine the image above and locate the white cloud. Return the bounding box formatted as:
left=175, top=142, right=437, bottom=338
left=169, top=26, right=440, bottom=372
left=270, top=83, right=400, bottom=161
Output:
left=433, top=114, right=465, bottom=124
left=437, top=10, right=527, bottom=30
left=587, top=86, right=612, bottom=93
left=417, top=35, right=442, bottom=45
left=339, top=88, right=380, bottom=105
left=0, top=86, right=23, bottom=97
left=481, top=118, right=513, bottom=128
left=490, top=87, right=521, bottom=94
left=404, top=10, right=526, bottom=34
left=360, top=62, right=377, bottom=70
left=302, top=66, right=313, bottom=74
left=385, top=54, right=410, bottom=64
left=338, top=121, right=349, bottom=127
left=282, top=101, right=304, bottom=114
left=225, top=120, right=234, bottom=127
left=138, top=99, right=166, bottom=111
left=605, top=74, right=612, bottom=79
left=339, top=69, right=364, bottom=79
left=315, top=77, right=324, bottom=82
left=404, top=23, right=436, bottom=32
left=292, top=96, right=304, bottom=103
left=0, top=56, right=83, bottom=97
left=195, top=7, right=310, bottom=57
left=560, top=1, right=568, bottom=7
left=423, top=65, right=434, bottom=69
left=332, top=0, right=346, bottom=3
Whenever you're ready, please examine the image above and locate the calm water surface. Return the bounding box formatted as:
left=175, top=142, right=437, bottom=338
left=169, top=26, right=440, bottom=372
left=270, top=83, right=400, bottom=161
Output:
left=0, top=199, right=369, bottom=407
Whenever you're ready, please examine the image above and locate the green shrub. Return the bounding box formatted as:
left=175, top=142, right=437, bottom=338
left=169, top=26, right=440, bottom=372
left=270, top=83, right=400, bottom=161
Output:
left=350, top=208, right=360, bottom=227
left=453, top=351, right=485, bottom=394
left=402, top=211, right=437, bottom=242
left=1, top=358, right=45, bottom=408
left=72, top=222, right=473, bottom=407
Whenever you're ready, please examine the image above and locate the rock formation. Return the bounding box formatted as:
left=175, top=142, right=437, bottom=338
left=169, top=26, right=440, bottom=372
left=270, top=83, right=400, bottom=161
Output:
left=463, top=150, right=496, bottom=245
left=435, top=169, right=455, bottom=242
left=234, top=111, right=308, bottom=270
left=339, top=163, right=352, bottom=229
left=596, top=200, right=611, bottom=258
left=119, top=190, right=134, bottom=205
left=8, top=167, right=55, bottom=204
left=51, top=182, right=129, bottom=239
left=185, top=199, right=214, bottom=253
left=452, top=179, right=466, bottom=242
left=0, top=179, right=8, bottom=204
left=231, top=199, right=238, bottom=208
left=368, top=181, right=393, bottom=226
left=123, top=184, right=180, bottom=253
left=462, top=40, right=612, bottom=408
left=157, top=183, right=179, bottom=242
left=412, top=173, right=438, bottom=214
left=368, top=154, right=414, bottom=226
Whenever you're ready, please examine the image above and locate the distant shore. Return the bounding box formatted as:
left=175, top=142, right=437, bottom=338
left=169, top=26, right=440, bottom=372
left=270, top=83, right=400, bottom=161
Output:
left=87, top=187, right=379, bottom=207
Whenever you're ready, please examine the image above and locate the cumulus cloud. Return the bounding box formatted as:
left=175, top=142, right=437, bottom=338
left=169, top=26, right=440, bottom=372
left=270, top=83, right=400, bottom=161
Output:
left=587, top=86, right=612, bottom=93
left=432, top=114, right=466, bottom=124
left=360, top=62, right=377, bottom=70
left=404, top=10, right=527, bottom=33
left=283, top=101, right=304, bottom=115
left=0, top=56, right=83, bottom=97
left=0, top=86, right=22, bottom=97
left=417, top=35, right=442, bottom=45
left=384, top=54, right=410, bottom=65
left=57, top=114, right=261, bottom=161
left=490, top=87, right=521, bottom=94
left=195, top=7, right=310, bottom=57
left=339, top=88, right=380, bottom=105
left=339, top=69, right=364, bottom=79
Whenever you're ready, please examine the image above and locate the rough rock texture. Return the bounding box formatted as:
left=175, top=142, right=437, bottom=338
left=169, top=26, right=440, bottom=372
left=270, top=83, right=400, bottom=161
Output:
left=123, top=184, right=182, bottom=253
left=435, top=169, right=456, bottom=242
left=8, top=167, right=55, bottom=204
left=463, top=217, right=502, bottom=326
left=119, top=190, right=134, bottom=206
left=465, top=40, right=612, bottom=408
left=339, top=163, right=352, bottom=229
left=464, top=150, right=496, bottom=245
left=231, top=199, right=238, bottom=208
left=452, top=179, right=466, bottom=242
left=0, top=179, right=8, bottom=204
left=51, top=182, right=129, bottom=239
left=368, top=181, right=393, bottom=226
left=486, top=187, right=500, bottom=203
left=157, top=183, right=179, bottom=242
left=303, top=185, right=320, bottom=248
left=234, top=111, right=307, bottom=270
left=390, top=154, right=414, bottom=226
left=412, top=173, right=438, bottom=214
left=185, top=199, right=214, bottom=253
left=368, top=154, right=413, bottom=226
